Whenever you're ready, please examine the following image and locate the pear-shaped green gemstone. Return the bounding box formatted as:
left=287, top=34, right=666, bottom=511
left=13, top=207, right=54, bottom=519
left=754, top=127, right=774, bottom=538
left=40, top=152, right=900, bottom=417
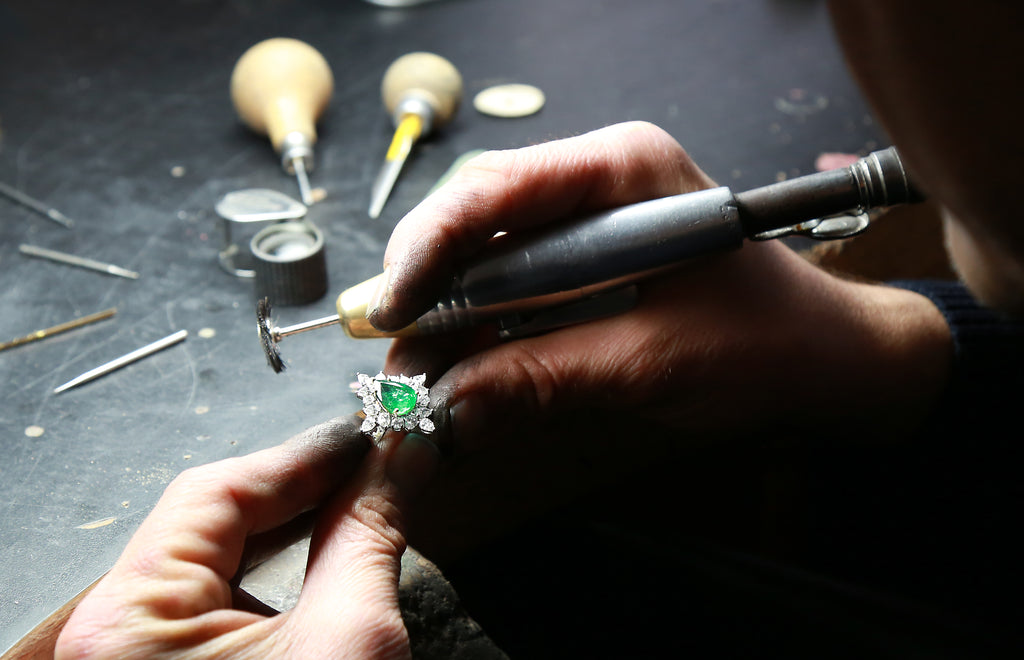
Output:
left=379, top=380, right=417, bottom=416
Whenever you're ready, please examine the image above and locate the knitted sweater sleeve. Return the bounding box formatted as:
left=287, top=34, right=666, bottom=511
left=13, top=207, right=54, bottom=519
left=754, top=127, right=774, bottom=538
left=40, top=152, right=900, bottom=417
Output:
left=889, top=279, right=1024, bottom=433
left=808, top=280, right=1024, bottom=628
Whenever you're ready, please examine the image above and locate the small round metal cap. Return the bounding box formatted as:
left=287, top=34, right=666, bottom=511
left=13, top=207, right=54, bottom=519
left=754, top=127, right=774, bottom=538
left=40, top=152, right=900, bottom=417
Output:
left=250, top=220, right=328, bottom=305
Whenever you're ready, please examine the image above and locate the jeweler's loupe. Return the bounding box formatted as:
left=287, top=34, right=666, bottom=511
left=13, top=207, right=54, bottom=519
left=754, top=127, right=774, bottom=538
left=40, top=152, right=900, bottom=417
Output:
left=216, top=188, right=307, bottom=277
left=250, top=219, right=327, bottom=305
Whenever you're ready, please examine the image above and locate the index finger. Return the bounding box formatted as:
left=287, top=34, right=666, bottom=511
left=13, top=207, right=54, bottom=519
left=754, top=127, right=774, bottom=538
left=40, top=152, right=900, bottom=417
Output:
left=70, top=416, right=370, bottom=630
left=369, top=121, right=715, bottom=331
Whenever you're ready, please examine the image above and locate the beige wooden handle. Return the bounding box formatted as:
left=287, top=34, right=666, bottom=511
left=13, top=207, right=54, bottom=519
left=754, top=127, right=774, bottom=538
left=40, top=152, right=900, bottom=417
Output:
left=230, top=38, right=334, bottom=152
left=381, top=52, right=463, bottom=129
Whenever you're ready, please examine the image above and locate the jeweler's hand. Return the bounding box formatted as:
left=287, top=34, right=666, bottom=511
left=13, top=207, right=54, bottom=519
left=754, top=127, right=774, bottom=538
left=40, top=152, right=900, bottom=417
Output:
left=56, top=416, right=434, bottom=660
left=376, top=122, right=953, bottom=450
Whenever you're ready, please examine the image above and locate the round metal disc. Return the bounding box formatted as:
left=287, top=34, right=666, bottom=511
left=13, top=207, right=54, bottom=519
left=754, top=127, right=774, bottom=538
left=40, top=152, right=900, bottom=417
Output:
left=473, top=83, right=545, bottom=118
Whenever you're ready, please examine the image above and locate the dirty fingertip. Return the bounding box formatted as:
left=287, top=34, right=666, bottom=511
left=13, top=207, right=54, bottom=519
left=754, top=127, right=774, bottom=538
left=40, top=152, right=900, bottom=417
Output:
left=365, top=267, right=391, bottom=329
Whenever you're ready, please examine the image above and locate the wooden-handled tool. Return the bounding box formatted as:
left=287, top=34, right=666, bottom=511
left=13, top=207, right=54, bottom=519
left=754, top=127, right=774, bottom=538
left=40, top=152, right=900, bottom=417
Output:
left=368, top=52, right=463, bottom=218
left=231, top=38, right=334, bottom=206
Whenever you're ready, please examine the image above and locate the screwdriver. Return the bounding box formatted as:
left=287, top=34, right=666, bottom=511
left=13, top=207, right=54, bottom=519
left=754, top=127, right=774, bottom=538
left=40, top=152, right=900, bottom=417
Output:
left=368, top=52, right=463, bottom=219
left=231, top=38, right=334, bottom=206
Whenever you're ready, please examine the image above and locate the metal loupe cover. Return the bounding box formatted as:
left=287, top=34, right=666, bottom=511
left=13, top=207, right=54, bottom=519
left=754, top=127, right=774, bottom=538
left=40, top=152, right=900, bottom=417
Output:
left=250, top=220, right=327, bottom=305
left=216, top=188, right=308, bottom=278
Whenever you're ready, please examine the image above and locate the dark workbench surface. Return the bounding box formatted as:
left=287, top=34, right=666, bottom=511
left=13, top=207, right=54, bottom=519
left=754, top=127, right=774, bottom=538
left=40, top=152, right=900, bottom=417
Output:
left=0, top=0, right=882, bottom=650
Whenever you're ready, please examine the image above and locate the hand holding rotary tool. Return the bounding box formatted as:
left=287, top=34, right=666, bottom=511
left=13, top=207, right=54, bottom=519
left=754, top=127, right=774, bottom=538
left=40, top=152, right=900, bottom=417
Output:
left=257, top=122, right=921, bottom=372
left=370, top=122, right=949, bottom=448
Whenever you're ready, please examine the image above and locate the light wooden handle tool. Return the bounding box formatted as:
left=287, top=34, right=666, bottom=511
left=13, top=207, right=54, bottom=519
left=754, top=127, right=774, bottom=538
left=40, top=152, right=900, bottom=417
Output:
left=231, top=38, right=334, bottom=205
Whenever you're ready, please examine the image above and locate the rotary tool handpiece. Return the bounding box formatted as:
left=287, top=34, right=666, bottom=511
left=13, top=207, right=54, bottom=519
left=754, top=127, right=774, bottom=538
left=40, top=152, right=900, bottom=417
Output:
left=260, top=147, right=919, bottom=369
left=381, top=146, right=920, bottom=336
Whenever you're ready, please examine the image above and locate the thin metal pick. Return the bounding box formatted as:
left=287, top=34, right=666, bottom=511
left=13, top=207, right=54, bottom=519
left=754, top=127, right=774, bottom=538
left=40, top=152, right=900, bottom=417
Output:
left=19, top=244, right=139, bottom=279
left=53, top=329, right=188, bottom=394
left=0, top=181, right=75, bottom=228
left=0, top=308, right=117, bottom=353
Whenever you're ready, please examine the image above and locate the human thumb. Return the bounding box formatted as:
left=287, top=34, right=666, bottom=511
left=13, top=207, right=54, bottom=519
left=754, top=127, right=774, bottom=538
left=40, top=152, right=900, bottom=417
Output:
left=287, top=449, right=411, bottom=658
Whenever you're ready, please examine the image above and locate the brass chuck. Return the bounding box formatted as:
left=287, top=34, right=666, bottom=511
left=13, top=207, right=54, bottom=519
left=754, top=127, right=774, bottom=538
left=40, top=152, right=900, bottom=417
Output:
left=336, top=274, right=419, bottom=339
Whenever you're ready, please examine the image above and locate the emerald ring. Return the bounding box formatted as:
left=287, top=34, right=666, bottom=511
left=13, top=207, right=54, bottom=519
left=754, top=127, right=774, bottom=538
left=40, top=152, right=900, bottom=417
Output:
left=356, top=372, right=434, bottom=441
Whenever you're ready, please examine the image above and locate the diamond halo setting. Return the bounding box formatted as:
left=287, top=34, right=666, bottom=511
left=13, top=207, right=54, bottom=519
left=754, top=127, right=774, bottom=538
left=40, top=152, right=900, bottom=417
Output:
left=356, top=372, right=434, bottom=441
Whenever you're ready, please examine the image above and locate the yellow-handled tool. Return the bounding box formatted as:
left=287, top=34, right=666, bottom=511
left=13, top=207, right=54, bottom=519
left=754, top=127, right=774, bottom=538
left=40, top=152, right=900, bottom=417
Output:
left=368, top=52, right=462, bottom=218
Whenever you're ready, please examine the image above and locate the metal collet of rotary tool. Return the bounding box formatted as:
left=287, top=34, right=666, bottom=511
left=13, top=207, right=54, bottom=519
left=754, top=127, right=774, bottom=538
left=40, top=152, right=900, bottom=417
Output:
left=257, top=146, right=921, bottom=372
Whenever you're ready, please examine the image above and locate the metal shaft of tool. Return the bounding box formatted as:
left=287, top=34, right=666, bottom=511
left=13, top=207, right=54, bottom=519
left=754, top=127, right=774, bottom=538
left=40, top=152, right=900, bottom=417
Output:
left=53, top=329, right=188, bottom=394
left=19, top=244, right=139, bottom=279
left=0, top=308, right=117, bottom=353
left=271, top=314, right=340, bottom=343
left=291, top=156, right=314, bottom=206
left=369, top=113, right=423, bottom=218
left=0, top=181, right=75, bottom=228
left=734, top=146, right=919, bottom=236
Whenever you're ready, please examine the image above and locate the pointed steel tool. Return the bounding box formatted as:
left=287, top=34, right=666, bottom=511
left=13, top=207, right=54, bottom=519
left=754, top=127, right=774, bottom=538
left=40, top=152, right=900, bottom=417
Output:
left=53, top=329, right=188, bottom=394
left=19, top=244, right=139, bottom=279
left=0, top=181, right=74, bottom=228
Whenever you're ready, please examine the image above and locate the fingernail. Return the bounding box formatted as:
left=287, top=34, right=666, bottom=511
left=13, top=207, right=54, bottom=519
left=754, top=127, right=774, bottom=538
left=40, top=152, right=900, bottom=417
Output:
left=365, top=268, right=390, bottom=327
left=386, top=433, right=441, bottom=499
left=449, top=396, right=488, bottom=451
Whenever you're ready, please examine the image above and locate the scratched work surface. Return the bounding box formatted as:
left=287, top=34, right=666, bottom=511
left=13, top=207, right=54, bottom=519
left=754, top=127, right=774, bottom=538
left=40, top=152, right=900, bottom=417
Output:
left=0, top=0, right=883, bottom=650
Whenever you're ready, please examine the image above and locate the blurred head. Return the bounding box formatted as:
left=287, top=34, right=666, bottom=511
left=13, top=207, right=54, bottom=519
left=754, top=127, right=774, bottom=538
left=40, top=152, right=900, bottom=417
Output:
left=828, top=1, right=1024, bottom=316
